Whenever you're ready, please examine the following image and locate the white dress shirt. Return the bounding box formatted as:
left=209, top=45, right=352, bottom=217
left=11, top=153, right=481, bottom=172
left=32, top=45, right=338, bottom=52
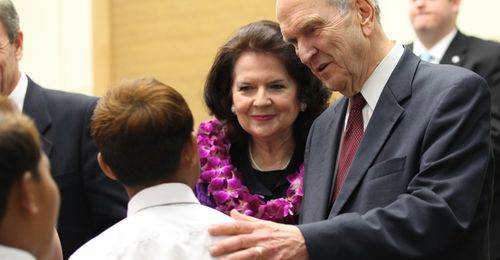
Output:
left=0, top=245, right=35, bottom=260
left=346, top=42, right=405, bottom=130
left=8, top=72, right=28, bottom=111
left=69, top=183, right=233, bottom=260
left=413, top=28, right=457, bottom=64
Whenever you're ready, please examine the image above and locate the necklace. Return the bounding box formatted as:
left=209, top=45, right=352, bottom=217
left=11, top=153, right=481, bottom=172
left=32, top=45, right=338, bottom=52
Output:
left=196, top=119, right=304, bottom=224
left=248, top=142, right=292, bottom=171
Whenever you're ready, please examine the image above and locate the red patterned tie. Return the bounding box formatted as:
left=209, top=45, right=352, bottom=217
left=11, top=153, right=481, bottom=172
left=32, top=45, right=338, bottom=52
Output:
left=333, top=93, right=366, bottom=201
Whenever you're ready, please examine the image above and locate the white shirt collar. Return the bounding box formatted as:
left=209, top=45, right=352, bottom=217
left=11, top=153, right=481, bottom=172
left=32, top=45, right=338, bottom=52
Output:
left=413, top=28, right=457, bottom=64
left=360, top=42, right=405, bottom=118
left=127, top=183, right=199, bottom=216
left=0, top=244, right=36, bottom=260
left=8, top=72, right=28, bottom=111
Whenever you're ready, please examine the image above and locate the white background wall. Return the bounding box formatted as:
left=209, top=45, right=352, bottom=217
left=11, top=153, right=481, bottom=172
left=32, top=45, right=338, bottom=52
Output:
left=14, top=0, right=92, bottom=94
left=13, top=0, right=500, bottom=95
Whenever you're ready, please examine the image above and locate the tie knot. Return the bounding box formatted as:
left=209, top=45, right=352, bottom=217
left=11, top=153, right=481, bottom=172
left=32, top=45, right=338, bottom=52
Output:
left=350, top=93, right=366, bottom=111
left=420, top=52, right=433, bottom=62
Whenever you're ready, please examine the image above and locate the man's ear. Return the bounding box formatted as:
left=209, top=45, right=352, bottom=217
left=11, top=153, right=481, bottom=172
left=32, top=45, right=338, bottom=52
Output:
left=97, top=153, right=118, bottom=181
left=356, top=0, right=376, bottom=36
left=19, top=171, right=39, bottom=215
left=451, top=0, right=461, bottom=14
left=14, top=31, right=23, bottom=61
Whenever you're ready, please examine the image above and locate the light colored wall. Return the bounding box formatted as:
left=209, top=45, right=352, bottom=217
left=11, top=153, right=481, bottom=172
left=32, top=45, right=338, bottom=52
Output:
left=93, top=0, right=277, bottom=125
left=14, top=0, right=92, bottom=94
left=15, top=0, right=500, bottom=101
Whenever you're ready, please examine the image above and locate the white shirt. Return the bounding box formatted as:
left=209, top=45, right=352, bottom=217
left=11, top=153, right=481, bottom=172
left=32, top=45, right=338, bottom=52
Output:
left=0, top=245, right=35, bottom=260
left=413, top=28, right=457, bottom=64
left=346, top=42, right=405, bottom=130
left=70, top=183, right=233, bottom=260
left=8, top=72, right=28, bottom=111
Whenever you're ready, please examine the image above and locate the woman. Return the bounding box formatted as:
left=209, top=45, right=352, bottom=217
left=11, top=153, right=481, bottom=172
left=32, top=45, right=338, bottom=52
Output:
left=195, top=20, right=330, bottom=224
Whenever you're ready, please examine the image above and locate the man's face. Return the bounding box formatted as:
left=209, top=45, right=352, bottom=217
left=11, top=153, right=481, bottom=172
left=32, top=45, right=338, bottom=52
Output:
left=276, top=0, right=370, bottom=97
left=0, top=22, right=22, bottom=96
left=409, top=0, right=460, bottom=34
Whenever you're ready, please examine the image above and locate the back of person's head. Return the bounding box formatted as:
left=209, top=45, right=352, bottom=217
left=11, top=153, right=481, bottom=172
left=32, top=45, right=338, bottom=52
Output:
left=0, top=0, right=20, bottom=43
left=0, top=96, right=41, bottom=221
left=91, top=77, right=194, bottom=187
left=0, top=96, right=60, bottom=260
left=204, top=20, right=330, bottom=144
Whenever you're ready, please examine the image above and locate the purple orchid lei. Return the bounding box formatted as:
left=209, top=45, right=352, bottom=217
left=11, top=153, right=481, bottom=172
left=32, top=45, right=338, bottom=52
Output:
left=196, top=119, right=304, bottom=223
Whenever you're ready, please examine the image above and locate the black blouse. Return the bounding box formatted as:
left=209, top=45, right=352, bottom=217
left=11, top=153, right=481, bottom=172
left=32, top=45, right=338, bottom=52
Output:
left=230, top=140, right=305, bottom=202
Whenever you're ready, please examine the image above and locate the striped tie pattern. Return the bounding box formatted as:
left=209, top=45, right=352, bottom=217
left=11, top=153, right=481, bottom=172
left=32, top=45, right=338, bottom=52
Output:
left=333, top=93, right=366, bottom=202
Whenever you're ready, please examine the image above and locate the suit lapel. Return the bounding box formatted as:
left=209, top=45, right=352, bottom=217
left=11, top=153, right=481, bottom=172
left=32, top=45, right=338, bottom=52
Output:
left=441, top=31, right=468, bottom=66
left=329, top=49, right=418, bottom=216
left=301, top=98, right=347, bottom=222
left=318, top=99, right=347, bottom=218
left=23, top=78, right=54, bottom=155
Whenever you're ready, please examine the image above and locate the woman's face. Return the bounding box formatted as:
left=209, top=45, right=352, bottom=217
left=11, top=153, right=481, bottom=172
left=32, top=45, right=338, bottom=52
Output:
left=231, top=51, right=301, bottom=142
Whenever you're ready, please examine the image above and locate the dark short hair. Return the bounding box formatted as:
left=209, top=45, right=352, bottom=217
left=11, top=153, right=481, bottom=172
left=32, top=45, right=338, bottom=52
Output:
left=91, top=77, right=194, bottom=186
left=0, top=96, right=41, bottom=220
left=204, top=20, right=331, bottom=144
left=0, top=0, right=20, bottom=43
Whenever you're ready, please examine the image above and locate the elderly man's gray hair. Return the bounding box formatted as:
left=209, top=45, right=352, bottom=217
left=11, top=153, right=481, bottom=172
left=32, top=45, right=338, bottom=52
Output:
left=327, top=0, right=380, bottom=20
left=0, top=0, right=20, bottom=43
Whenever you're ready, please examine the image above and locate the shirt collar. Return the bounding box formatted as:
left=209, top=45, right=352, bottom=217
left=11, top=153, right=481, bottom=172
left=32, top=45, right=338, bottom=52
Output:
left=360, top=42, right=405, bottom=112
left=127, top=183, right=200, bottom=216
left=0, top=244, right=36, bottom=260
left=413, top=28, right=457, bottom=63
left=8, top=72, right=28, bottom=111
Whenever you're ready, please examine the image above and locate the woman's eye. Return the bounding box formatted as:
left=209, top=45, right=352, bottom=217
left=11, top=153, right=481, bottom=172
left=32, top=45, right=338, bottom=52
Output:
left=270, top=84, right=286, bottom=90
left=238, top=85, right=252, bottom=92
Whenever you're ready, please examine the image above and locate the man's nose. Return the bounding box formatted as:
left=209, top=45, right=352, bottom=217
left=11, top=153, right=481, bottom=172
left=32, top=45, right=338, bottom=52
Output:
left=414, top=0, right=425, bottom=7
left=296, top=40, right=317, bottom=65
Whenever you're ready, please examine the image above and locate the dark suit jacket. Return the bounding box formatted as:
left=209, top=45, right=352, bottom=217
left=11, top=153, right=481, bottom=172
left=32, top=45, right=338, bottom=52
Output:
left=22, top=77, right=128, bottom=259
left=409, top=31, right=500, bottom=259
left=299, top=48, right=494, bottom=259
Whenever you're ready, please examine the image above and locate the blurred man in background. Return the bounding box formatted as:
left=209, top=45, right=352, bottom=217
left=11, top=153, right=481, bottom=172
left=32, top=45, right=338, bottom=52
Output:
left=408, top=1, right=500, bottom=258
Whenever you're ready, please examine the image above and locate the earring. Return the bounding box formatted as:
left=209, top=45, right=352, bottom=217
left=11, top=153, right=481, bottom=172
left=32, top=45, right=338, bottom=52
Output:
left=300, top=103, right=307, bottom=112
left=231, top=105, right=236, bottom=114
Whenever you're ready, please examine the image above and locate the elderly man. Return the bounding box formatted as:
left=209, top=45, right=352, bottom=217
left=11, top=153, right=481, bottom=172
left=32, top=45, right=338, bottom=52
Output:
left=208, top=0, right=493, bottom=259
left=408, top=1, right=500, bottom=258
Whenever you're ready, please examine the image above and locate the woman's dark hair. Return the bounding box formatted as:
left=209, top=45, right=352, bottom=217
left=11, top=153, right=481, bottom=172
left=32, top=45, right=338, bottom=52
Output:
left=204, top=20, right=331, bottom=144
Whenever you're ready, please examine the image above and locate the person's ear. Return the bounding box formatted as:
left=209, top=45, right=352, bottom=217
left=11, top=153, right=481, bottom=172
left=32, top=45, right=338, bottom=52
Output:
left=182, top=133, right=198, bottom=168
left=19, top=171, right=39, bottom=215
left=14, top=31, right=23, bottom=61
left=97, top=153, right=118, bottom=181
left=451, top=0, right=461, bottom=14
left=356, top=0, right=376, bottom=36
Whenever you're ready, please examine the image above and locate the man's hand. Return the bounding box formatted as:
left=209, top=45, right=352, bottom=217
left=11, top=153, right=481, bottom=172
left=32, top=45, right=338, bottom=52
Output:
left=208, top=209, right=309, bottom=260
